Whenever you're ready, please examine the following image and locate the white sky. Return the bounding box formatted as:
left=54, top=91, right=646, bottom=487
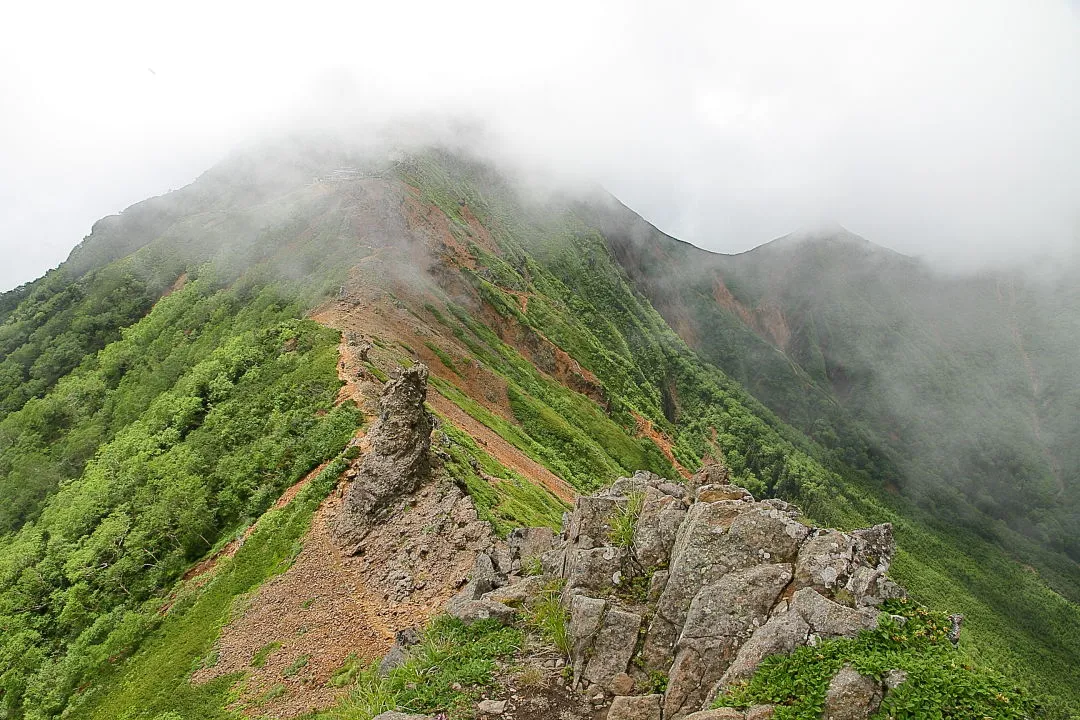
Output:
left=2, top=0, right=1079, bottom=290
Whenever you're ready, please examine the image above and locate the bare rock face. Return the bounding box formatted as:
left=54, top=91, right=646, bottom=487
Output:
left=822, top=665, right=883, bottom=720
left=513, top=464, right=908, bottom=720
left=608, top=694, right=663, bottom=720
left=336, top=364, right=433, bottom=543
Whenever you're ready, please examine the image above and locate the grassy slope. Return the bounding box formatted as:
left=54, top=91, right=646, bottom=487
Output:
left=395, top=153, right=1080, bottom=714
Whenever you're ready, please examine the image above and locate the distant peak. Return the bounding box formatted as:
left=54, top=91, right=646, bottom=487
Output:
left=786, top=222, right=867, bottom=244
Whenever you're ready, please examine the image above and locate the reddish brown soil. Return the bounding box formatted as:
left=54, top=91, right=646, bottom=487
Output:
left=632, top=412, right=691, bottom=478
left=312, top=289, right=580, bottom=505
left=195, top=481, right=492, bottom=718
left=711, top=276, right=791, bottom=351
left=428, top=388, right=576, bottom=504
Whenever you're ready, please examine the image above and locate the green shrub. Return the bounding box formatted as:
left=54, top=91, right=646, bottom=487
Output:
left=715, top=600, right=1036, bottom=719
left=333, top=616, right=523, bottom=719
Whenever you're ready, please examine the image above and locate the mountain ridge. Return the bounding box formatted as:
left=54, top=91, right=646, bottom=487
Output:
left=0, top=143, right=1077, bottom=717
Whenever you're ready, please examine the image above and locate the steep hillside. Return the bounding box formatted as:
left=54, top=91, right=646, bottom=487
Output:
left=589, top=205, right=1080, bottom=593
left=0, top=144, right=1077, bottom=718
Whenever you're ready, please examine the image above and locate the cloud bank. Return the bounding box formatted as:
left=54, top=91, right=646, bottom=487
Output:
left=2, top=0, right=1078, bottom=289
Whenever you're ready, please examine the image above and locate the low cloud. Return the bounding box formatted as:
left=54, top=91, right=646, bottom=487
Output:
left=2, top=0, right=1078, bottom=289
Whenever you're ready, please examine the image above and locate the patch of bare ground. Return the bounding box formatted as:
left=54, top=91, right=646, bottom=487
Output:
left=195, top=479, right=494, bottom=718
left=484, top=649, right=600, bottom=720
left=631, top=412, right=691, bottom=479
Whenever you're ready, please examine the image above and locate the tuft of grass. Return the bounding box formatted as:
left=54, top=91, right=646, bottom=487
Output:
left=424, top=341, right=461, bottom=376
left=332, top=616, right=523, bottom=720
left=282, top=654, right=310, bottom=677
left=607, top=492, right=645, bottom=548
left=523, top=580, right=572, bottom=658
left=521, top=555, right=544, bottom=577
left=252, top=640, right=283, bottom=668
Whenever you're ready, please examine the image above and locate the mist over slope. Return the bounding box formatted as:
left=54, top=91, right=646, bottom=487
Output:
left=0, top=141, right=1077, bottom=717
left=589, top=200, right=1080, bottom=592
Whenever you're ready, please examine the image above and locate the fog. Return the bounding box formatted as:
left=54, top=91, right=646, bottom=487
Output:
left=2, top=0, right=1078, bottom=290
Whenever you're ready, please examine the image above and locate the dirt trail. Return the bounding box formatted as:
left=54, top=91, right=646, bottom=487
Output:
left=192, top=326, right=496, bottom=718
left=313, top=295, right=580, bottom=505
left=194, top=483, right=491, bottom=718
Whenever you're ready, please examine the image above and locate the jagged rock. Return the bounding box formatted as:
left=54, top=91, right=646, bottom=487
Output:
left=570, top=595, right=607, bottom=687
left=482, top=575, right=547, bottom=606
left=686, top=463, right=731, bottom=495
left=948, top=613, right=964, bottom=646
left=713, top=588, right=879, bottom=696
left=642, top=501, right=808, bottom=671
left=608, top=694, right=663, bottom=720
left=683, top=709, right=745, bottom=720
left=456, top=469, right=913, bottom=720
left=696, top=484, right=754, bottom=503
left=379, top=627, right=421, bottom=675
left=568, top=496, right=625, bottom=549
left=611, top=672, right=636, bottom=695
left=883, top=668, right=908, bottom=690
left=716, top=608, right=810, bottom=689
left=793, top=525, right=896, bottom=606
left=541, top=547, right=567, bottom=577
left=471, top=552, right=506, bottom=594
left=746, top=706, right=775, bottom=720
left=790, top=588, right=880, bottom=639
left=583, top=608, right=643, bottom=690
left=508, top=526, right=555, bottom=564
left=665, top=564, right=792, bottom=717
left=337, top=365, right=433, bottom=542
left=448, top=598, right=516, bottom=625
left=565, top=546, right=627, bottom=596
left=822, top=665, right=883, bottom=720
left=633, top=486, right=687, bottom=569
left=610, top=470, right=666, bottom=497
left=446, top=551, right=508, bottom=616
left=477, top=698, right=508, bottom=715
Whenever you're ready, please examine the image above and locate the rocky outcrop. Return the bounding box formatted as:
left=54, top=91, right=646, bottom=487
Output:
left=337, top=380, right=912, bottom=720
left=527, top=466, right=907, bottom=719
left=336, top=364, right=434, bottom=544
left=822, top=665, right=883, bottom=720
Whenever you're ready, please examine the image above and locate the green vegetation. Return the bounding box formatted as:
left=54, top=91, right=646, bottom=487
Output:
left=78, top=457, right=351, bottom=719
left=522, top=580, right=571, bottom=657
left=282, top=655, right=310, bottom=678
left=434, top=420, right=567, bottom=536
left=607, top=492, right=645, bottom=548
left=716, top=600, right=1037, bottom=720
left=0, top=144, right=1076, bottom=718
left=0, top=275, right=360, bottom=718
left=331, top=617, right=523, bottom=720
left=251, top=641, right=283, bottom=668
left=397, top=151, right=1080, bottom=712
left=424, top=341, right=461, bottom=376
